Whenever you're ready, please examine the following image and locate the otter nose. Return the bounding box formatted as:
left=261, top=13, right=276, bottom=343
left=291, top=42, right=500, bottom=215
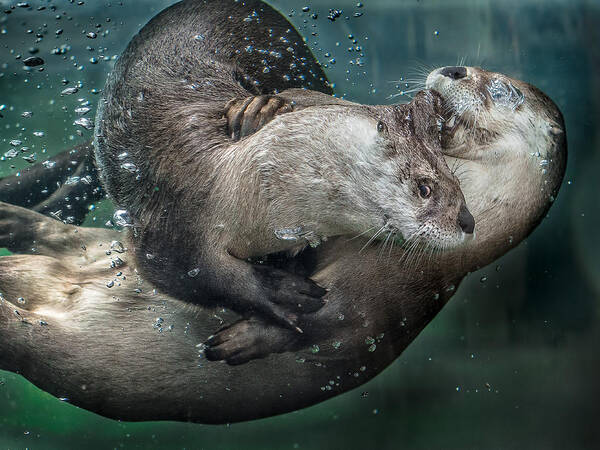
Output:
left=458, top=204, right=475, bottom=234
left=440, top=66, right=467, bottom=80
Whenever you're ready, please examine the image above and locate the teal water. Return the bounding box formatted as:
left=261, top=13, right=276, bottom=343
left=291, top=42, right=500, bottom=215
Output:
left=0, top=0, right=599, bottom=448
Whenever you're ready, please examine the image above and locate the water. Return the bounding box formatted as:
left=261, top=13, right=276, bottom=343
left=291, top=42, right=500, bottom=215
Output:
left=0, top=0, right=599, bottom=448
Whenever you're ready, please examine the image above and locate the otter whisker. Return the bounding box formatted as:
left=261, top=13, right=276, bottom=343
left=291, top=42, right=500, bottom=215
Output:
left=406, top=239, right=426, bottom=271
left=397, top=236, right=416, bottom=267
left=404, top=241, right=419, bottom=270
left=409, top=225, right=436, bottom=270
left=411, top=236, right=430, bottom=271
left=475, top=202, right=502, bottom=226
left=377, top=231, right=394, bottom=262
left=388, top=86, right=424, bottom=100
left=346, top=226, right=377, bottom=242
left=477, top=201, right=500, bottom=218
left=409, top=60, right=437, bottom=80
left=453, top=165, right=475, bottom=181
left=388, top=78, right=426, bottom=87
left=423, top=240, right=435, bottom=267
left=359, top=226, right=386, bottom=254
left=388, top=234, right=396, bottom=259
left=386, top=231, right=398, bottom=259
left=400, top=223, right=426, bottom=249
left=398, top=225, right=427, bottom=269
left=389, top=86, right=423, bottom=94
left=451, top=159, right=470, bottom=179
left=397, top=241, right=414, bottom=268
left=429, top=243, right=438, bottom=267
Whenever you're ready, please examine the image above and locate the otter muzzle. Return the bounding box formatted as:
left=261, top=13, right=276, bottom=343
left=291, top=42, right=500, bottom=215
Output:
left=458, top=204, right=475, bottom=234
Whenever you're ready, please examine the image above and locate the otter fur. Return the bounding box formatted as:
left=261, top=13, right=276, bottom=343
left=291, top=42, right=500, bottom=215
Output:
left=0, top=0, right=566, bottom=423
left=94, top=0, right=474, bottom=332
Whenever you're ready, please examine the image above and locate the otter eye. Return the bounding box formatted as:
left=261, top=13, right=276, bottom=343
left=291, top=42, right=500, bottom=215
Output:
left=377, top=121, right=387, bottom=133
left=419, top=185, right=432, bottom=199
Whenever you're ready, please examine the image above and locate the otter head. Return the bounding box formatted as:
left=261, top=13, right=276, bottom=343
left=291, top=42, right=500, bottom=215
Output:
left=425, top=66, right=567, bottom=264
left=272, top=91, right=475, bottom=251
left=252, top=91, right=475, bottom=253
left=352, top=90, right=476, bottom=251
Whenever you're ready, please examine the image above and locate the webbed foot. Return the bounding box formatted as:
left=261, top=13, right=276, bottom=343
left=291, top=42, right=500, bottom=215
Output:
left=204, top=317, right=300, bottom=365
left=251, top=264, right=326, bottom=333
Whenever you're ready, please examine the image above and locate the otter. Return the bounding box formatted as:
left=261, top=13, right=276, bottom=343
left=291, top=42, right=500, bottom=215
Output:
left=0, top=0, right=565, bottom=425
left=202, top=66, right=567, bottom=365
left=93, top=0, right=474, bottom=333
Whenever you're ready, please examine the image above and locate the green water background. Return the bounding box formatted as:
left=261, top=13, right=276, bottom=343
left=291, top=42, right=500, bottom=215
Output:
left=0, top=0, right=599, bottom=448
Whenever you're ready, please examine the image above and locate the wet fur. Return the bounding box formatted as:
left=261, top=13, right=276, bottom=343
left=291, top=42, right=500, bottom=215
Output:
left=0, top=142, right=103, bottom=225
left=0, top=0, right=567, bottom=424
left=94, top=0, right=469, bottom=329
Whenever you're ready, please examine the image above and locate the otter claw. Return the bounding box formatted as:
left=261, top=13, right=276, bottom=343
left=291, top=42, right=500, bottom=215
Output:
left=204, top=318, right=300, bottom=365
left=251, top=265, right=327, bottom=329
left=225, top=95, right=293, bottom=141
left=225, top=97, right=254, bottom=140
left=262, top=303, right=302, bottom=334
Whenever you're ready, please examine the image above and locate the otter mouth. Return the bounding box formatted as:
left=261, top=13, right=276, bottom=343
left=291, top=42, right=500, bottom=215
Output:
left=425, top=67, right=489, bottom=143
left=382, top=225, right=473, bottom=266
left=432, top=93, right=479, bottom=144
left=426, top=66, right=528, bottom=146
left=379, top=218, right=473, bottom=255
left=438, top=111, right=460, bottom=144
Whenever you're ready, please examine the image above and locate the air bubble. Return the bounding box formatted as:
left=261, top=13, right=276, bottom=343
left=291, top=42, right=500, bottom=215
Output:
left=112, top=210, right=133, bottom=228
left=74, top=117, right=93, bottom=130
left=120, top=162, right=138, bottom=173
left=61, top=87, right=79, bottom=96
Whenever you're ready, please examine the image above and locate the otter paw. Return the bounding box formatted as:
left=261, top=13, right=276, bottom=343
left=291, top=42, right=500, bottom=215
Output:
left=254, top=264, right=327, bottom=312
left=241, top=265, right=326, bottom=333
left=225, top=95, right=293, bottom=140
left=204, top=318, right=299, bottom=365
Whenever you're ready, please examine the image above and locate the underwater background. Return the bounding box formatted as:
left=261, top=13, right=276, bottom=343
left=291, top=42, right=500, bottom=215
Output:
left=0, top=0, right=598, bottom=448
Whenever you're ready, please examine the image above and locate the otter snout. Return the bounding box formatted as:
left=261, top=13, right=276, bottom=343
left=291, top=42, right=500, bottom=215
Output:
left=439, top=66, right=467, bottom=80
left=458, top=204, right=475, bottom=234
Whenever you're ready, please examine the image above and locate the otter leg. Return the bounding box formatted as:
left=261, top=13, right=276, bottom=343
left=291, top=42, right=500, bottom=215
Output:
left=195, top=250, right=326, bottom=333
left=204, top=317, right=301, bottom=365
left=225, top=95, right=293, bottom=140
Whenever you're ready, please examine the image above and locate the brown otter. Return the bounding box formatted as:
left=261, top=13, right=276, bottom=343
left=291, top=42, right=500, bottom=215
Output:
left=0, top=62, right=566, bottom=425
left=202, top=67, right=567, bottom=364
left=94, top=0, right=474, bottom=333
left=0, top=0, right=565, bottom=425
left=0, top=60, right=565, bottom=420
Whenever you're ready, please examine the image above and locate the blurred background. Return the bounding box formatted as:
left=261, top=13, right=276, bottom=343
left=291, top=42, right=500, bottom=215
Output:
left=0, top=0, right=598, bottom=448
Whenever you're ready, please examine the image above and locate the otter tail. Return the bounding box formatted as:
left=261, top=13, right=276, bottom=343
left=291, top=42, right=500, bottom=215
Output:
left=0, top=142, right=104, bottom=225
